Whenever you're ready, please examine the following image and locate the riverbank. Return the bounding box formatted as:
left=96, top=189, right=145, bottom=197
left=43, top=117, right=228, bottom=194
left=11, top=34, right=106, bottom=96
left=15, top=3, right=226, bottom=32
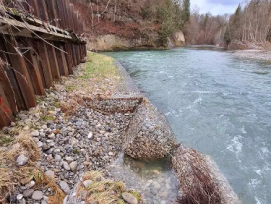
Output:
left=233, top=50, right=271, bottom=61
left=0, top=52, right=241, bottom=204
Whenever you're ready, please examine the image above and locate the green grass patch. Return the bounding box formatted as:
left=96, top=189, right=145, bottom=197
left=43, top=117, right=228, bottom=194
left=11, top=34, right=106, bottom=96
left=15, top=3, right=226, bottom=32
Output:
left=65, top=85, right=77, bottom=92
left=81, top=52, right=119, bottom=80
left=0, top=136, right=13, bottom=146
left=40, top=115, right=54, bottom=121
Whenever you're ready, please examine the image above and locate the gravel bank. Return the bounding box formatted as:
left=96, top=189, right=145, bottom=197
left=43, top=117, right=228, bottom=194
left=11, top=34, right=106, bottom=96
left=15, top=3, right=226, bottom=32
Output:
left=233, top=50, right=271, bottom=61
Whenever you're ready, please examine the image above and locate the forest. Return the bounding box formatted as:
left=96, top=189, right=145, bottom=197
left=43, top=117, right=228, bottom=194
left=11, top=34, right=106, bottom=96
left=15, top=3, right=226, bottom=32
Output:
left=184, top=0, right=271, bottom=49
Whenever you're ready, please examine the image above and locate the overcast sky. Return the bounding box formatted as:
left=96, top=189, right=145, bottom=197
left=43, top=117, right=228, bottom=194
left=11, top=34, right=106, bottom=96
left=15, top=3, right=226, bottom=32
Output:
left=190, top=0, right=241, bottom=15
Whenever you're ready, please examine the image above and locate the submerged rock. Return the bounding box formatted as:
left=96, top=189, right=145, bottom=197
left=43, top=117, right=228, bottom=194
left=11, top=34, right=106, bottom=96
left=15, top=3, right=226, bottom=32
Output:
left=124, top=100, right=177, bottom=160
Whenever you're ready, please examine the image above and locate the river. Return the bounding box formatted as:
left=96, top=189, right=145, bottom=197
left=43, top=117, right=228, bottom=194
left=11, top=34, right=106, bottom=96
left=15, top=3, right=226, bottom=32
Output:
left=105, top=47, right=271, bottom=204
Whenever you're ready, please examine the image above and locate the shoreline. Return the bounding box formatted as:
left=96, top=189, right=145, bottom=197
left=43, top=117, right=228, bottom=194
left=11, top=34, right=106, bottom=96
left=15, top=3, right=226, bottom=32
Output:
left=0, top=52, right=241, bottom=204
left=233, top=50, right=271, bottom=61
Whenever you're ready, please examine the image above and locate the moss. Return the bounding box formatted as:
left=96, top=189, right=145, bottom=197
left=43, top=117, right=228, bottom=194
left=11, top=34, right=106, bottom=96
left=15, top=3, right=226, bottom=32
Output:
left=117, top=200, right=126, bottom=204
left=112, top=181, right=126, bottom=193
left=128, top=190, right=142, bottom=202
left=73, top=149, right=79, bottom=154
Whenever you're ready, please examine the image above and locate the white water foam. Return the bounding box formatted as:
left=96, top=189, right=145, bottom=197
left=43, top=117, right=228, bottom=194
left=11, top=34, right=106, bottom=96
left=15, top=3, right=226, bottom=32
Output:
left=241, top=126, right=247, bottom=134
left=193, top=96, right=202, bottom=104
left=226, top=135, right=243, bottom=160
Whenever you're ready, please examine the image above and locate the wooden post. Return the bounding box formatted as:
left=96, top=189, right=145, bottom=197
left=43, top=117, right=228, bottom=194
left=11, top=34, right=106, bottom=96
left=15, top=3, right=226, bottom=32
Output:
left=0, top=85, right=14, bottom=128
left=36, top=41, right=54, bottom=88
left=24, top=39, right=45, bottom=95
left=46, top=43, right=61, bottom=80
left=2, top=36, right=36, bottom=110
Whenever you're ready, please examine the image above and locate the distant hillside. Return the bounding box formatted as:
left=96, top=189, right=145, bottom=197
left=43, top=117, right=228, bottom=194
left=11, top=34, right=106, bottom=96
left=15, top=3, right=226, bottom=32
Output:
left=71, top=0, right=189, bottom=51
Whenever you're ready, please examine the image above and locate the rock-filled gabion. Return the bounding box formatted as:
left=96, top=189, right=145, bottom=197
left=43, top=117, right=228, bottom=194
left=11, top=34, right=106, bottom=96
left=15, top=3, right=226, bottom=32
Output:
left=84, top=97, right=142, bottom=114
left=124, top=100, right=177, bottom=160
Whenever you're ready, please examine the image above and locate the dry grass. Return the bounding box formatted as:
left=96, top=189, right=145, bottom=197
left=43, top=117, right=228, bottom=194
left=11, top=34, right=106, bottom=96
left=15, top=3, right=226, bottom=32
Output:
left=172, top=145, right=221, bottom=204
left=0, top=131, right=65, bottom=204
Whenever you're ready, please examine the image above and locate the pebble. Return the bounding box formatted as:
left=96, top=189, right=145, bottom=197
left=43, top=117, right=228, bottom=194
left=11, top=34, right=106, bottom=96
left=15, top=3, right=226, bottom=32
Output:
left=122, top=192, right=138, bottom=204
left=16, top=194, right=23, bottom=200
left=32, top=191, right=43, bottom=200
left=26, top=181, right=35, bottom=189
left=63, top=162, right=71, bottom=170
left=31, top=131, right=39, bottom=137
left=69, top=161, right=78, bottom=172
left=83, top=180, right=92, bottom=188
left=16, top=155, right=28, bottom=166
left=55, top=154, right=62, bottom=161
left=59, top=181, right=71, bottom=194
left=45, top=170, right=55, bottom=179
left=23, top=189, right=34, bottom=198
left=87, top=132, right=93, bottom=139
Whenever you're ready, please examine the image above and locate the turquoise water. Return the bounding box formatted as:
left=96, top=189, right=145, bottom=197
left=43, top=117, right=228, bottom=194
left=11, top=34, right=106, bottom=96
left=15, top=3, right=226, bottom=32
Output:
left=105, top=48, right=271, bottom=204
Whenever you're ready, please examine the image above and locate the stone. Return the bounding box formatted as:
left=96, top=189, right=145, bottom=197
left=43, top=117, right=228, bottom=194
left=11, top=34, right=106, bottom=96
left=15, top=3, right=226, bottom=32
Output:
left=65, top=157, right=74, bottom=163
left=45, top=170, right=55, bottom=179
left=47, top=133, right=55, bottom=139
left=32, top=191, right=43, bottom=200
left=16, top=155, right=28, bottom=166
left=31, top=131, right=39, bottom=137
left=59, top=181, right=71, bottom=194
left=37, top=141, right=43, bottom=148
left=83, top=180, right=92, bottom=188
left=23, top=189, right=34, bottom=198
left=69, top=161, right=78, bottom=171
left=88, top=132, right=93, bottom=139
left=20, top=177, right=31, bottom=185
left=26, top=181, right=35, bottom=189
left=122, top=192, right=138, bottom=204
left=17, top=194, right=23, bottom=200
left=55, top=154, right=62, bottom=161
left=10, top=122, right=16, bottom=127
left=63, top=162, right=70, bottom=170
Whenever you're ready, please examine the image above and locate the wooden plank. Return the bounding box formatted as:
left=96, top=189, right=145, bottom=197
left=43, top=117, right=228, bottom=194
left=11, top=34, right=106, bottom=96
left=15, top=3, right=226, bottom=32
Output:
left=3, top=36, right=36, bottom=110
left=0, top=85, right=14, bottom=128
left=46, top=0, right=59, bottom=27
left=39, top=0, right=49, bottom=22
left=0, top=17, right=73, bottom=40
left=59, top=44, right=69, bottom=76
left=23, top=39, right=45, bottom=95
left=46, top=43, right=61, bottom=80
left=64, top=43, right=73, bottom=74
left=0, top=52, right=21, bottom=113
left=36, top=41, right=53, bottom=88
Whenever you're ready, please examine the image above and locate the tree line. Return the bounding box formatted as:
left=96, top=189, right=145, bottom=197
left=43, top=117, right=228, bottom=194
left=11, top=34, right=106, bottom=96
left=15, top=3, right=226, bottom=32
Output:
left=184, top=0, right=271, bottom=48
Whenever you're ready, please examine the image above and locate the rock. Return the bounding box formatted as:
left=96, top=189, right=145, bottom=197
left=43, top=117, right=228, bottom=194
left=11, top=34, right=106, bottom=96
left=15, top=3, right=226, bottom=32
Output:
left=65, top=157, right=74, bottom=163
left=122, top=192, right=138, bottom=204
left=69, top=161, right=78, bottom=171
left=47, top=133, right=55, bottom=139
left=83, top=180, right=92, bottom=188
left=37, top=141, right=43, bottom=148
left=26, top=181, right=35, bottom=189
left=88, top=132, right=93, bottom=139
left=20, top=177, right=31, bottom=185
left=16, top=155, right=28, bottom=166
left=16, top=194, right=23, bottom=200
left=59, top=181, right=71, bottom=194
left=55, top=154, right=62, bottom=161
left=45, top=170, right=55, bottom=179
left=10, top=122, right=16, bottom=127
left=32, top=191, right=43, bottom=200
left=31, top=131, right=39, bottom=137
left=23, top=189, right=34, bottom=198
left=124, top=100, right=177, bottom=160
left=63, top=162, right=70, bottom=170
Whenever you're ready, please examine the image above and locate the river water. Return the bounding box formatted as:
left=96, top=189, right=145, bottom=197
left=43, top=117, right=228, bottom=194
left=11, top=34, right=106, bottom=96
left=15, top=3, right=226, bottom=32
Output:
left=105, top=47, right=271, bottom=204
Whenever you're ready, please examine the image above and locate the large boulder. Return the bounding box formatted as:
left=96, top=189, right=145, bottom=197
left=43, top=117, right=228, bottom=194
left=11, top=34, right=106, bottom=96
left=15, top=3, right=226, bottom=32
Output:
left=124, top=100, right=177, bottom=160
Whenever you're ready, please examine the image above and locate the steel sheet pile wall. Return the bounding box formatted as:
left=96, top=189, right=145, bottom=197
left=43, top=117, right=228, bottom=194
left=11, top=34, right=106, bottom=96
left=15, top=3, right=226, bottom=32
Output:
left=0, top=0, right=87, bottom=128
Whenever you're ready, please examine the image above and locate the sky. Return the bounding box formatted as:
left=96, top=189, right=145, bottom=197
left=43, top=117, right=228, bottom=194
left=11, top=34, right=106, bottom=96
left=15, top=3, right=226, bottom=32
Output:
left=190, top=0, right=241, bottom=15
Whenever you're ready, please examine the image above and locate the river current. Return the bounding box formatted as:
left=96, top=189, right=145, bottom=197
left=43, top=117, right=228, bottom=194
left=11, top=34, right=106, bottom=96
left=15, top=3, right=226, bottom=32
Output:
left=105, top=47, right=271, bottom=204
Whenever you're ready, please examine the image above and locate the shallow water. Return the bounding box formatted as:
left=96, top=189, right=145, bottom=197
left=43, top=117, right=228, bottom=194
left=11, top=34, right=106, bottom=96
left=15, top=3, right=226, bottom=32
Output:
left=105, top=48, right=271, bottom=204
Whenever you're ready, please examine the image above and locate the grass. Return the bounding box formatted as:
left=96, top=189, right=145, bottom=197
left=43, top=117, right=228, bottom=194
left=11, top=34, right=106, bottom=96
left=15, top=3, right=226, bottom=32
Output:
left=40, top=115, right=54, bottom=121
left=81, top=52, right=119, bottom=80
left=0, top=136, right=13, bottom=146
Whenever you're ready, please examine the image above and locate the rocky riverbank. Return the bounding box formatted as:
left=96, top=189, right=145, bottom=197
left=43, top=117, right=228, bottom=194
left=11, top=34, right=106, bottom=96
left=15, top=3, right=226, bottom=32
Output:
left=0, top=52, right=241, bottom=204
left=233, top=50, right=271, bottom=61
